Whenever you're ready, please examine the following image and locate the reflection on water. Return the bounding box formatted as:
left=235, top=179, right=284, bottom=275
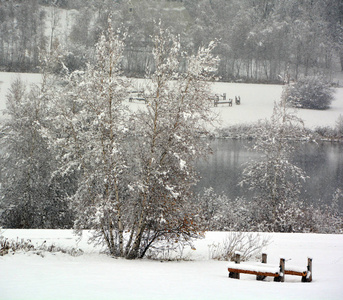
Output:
left=195, top=139, right=343, bottom=211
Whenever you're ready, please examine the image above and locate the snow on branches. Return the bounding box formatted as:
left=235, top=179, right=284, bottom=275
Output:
left=43, top=22, right=218, bottom=259
left=239, top=89, right=310, bottom=232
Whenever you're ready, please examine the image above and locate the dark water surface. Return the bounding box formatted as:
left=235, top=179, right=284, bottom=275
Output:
left=195, top=139, right=343, bottom=211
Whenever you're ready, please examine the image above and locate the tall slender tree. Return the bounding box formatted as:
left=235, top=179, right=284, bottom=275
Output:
left=125, top=27, right=218, bottom=259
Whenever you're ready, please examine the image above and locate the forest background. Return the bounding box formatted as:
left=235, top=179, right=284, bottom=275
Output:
left=1, top=0, right=343, bottom=83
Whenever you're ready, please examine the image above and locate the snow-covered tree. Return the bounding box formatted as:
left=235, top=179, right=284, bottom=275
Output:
left=0, top=78, right=73, bottom=228
left=240, top=88, right=309, bottom=232
left=124, top=27, right=218, bottom=259
left=45, top=22, right=218, bottom=258
left=44, top=21, right=131, bottom=255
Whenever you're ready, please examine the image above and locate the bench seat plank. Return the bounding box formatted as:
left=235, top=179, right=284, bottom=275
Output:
left=227, top=263, right=279, bottom=274
left=285, top=270, right=307, bottom=276
left=228, top=267, right=279, bottom=277
left=228, top=262, right=307, bottom=277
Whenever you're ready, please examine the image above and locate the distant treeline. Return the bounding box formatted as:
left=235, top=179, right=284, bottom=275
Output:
left=0, top=0, right=342, bottom=82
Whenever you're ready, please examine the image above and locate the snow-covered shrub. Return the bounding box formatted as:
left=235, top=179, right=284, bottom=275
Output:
left=0, top=237, right=35, bottom=256
left=1, top=199, right=74, bottom=229
left=314, top=126, right=336, bottom=139
left=208, top=232, right=271, bottom=261
left=196, top=187, right=230, bottom=230
left=285, top=76, right=334, bottom=110
left=0, top=237, right=83, bottom=257
left=310, top=189, right=343, bottom=234
left=215, top=123, right=257, bottom=139
left=196, top=187, right=343, bottom=233
left=195, top=189, right=253, bottom=231
left=144, top=236, right=197, bottom=261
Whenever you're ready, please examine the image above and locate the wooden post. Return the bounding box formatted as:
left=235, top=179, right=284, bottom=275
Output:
left=302, top=257, right=312, bottom=282
left=223, top=93, right=226, bottom=100
left=280, top=258, right=285, bottom=282
left=234, top=252, right=241, bottom=279
left=275, top=257, right=285, bottom=282
left=257, top=253, right=267, bottom=281
left=308, top=257, right=312, bottom=282
left=235, top=252, right=241, bottom=263
left=229, top=252, right=241, bottom=279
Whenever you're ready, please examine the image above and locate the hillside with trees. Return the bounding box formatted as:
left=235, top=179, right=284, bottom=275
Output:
left=0, top=0, right=342, bottom=82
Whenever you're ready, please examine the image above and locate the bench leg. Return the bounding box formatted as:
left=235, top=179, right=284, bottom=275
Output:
left=229, top=272, right=240, bottom=279
left=274, top=258, right=285, bottom=282
left=301, top=272, right=312, bottom=282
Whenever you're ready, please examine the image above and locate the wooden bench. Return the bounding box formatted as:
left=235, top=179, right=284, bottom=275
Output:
left=129, top=90, right=147, bottom=103
left=212, top=93, right=233, bottom=107
left=227, top=253, right=312, bottom=282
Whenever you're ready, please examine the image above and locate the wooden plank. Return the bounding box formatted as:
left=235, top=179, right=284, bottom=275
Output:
left=228, top=268, right=307, bottom=277
left=214, top=101, right=232, bottom=106
left=285, top=270, right=307, bottom=277
left=228, top=268, right=279, bottom=277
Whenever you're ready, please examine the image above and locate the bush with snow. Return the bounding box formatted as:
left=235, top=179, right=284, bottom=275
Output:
left=285, top=76, right=334, bottom=110
left=208, top=232, right=271, bottom=261
left=0, top=235, right=83, bottom=257
left=196, top=187, right=343, bottom=234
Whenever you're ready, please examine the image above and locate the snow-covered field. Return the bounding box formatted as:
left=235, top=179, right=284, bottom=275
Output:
left=1, top=72, right=343, bottom=129
left=211, top=81, right=343, bottom=130
left=1, top=230, right=343, bottom=300
left=1, top=73, right=343, bottom=299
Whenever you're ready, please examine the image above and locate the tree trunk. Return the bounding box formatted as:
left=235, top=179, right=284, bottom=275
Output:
left=126, top=222, right=145, bottom=259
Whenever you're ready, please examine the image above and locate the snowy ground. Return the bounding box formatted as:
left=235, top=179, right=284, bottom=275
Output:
left=1, top=230, right=343, bottom=300
left=1, top=72, right=343, bottom=130
left=211, top=81, right=343, bottom=130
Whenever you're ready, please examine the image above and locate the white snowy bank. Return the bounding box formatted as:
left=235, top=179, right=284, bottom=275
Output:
left=1, top=230, right=343, bottom=300
left=1, top=72, right=343, bottom=130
